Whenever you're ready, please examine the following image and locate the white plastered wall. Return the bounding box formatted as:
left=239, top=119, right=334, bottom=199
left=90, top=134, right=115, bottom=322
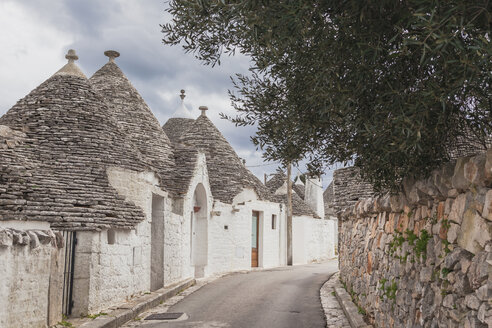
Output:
left=179, top=153, right=213, bottom=279
left=0, top=226, right=63, bottom=328
left=72, top=167, right=176, bottom=316
left=292, top=215, right=336, bottom=265
left=205, top=188, right=283, bottom=276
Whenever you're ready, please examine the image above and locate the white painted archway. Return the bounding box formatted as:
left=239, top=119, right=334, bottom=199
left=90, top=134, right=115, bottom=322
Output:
left=191, top=183, right=208, bottom=278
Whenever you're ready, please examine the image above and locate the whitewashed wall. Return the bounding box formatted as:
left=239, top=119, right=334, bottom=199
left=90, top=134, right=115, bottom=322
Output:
left=72, top=167, right=180, bottom=316
left=179, top=153, right=213, bottom=279
left=0, top=227, right=64, bottom=328
left=293, top=216, right=336, bottom=265
left=205, top=188, right=283, bottom=276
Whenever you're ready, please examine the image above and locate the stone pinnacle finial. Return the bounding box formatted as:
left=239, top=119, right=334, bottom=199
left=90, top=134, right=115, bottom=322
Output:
left=199, top=106, right=208, bottom=117
left=65, top=49, right=78, bottom=63
left=104, top=50, right=120, bottom=62
left=180, top=89, right=186, bottom=100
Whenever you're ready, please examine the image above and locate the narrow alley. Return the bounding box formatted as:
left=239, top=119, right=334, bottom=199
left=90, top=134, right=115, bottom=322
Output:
left=123, top=260, right=340, bottom=328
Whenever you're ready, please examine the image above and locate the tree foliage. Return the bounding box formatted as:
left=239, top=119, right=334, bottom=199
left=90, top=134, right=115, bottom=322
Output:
left=162, top=0, right=492, bottom=191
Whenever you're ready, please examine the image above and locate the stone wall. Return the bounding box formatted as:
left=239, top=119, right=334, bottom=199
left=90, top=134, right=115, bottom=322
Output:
left=0, top=228, right=64, bottom=328
left=338, top=151, right=492, bottom=328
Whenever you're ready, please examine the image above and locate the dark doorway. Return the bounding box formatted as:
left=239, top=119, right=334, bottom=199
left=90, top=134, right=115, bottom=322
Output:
left=62, top=231, right=76, bottom=316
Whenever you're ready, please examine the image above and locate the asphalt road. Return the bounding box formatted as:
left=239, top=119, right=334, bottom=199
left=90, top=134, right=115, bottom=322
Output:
left=140, top=260, right=338, bottom=328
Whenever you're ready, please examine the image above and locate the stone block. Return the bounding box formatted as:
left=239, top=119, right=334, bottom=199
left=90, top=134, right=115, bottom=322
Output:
left=481, top=189, right=492, bottom=221
left=419, top=267, right=433, bottom=283
left=475, top=284, right=488, bottom=302
left=36, top=230, right=52, bottom=245
left=457, top=209, right=491, bottom=255
left=464, top=154, right=486, bottom=187
left=465, top=294, right=481, bottom=310
left=448, top=193, right=466, bottom=224
left=432, top=163, right=454, bottom=197
left=390, top=193, right=408, bottom=213
left=477, top=302, right=491, bottom=325
left=380, top=193, right=392, bottom=212
left=0, top=230, right=13, bottom=247
left=27, top=231, right=40, bottom=248
left=452, top=157, right=472, bottom=191
left=484, top=149, right=492, bottom=184
left=443, top=293, right=456, bottom=309
left=447, top=223, right=460, bottom=244
left=416, top=177, right=442, bottom=199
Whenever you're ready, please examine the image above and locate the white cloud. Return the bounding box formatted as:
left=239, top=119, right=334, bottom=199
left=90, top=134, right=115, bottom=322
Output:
left=0, top=0, right=334, bottom=188
left=0, top=1, right=73, bottom=113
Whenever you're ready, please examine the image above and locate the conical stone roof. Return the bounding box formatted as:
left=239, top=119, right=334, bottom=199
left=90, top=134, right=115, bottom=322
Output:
left=163, top=117, right=196, bottom=143
left=266, top=172, right=319, bottom=218
left=0, top=51, right=150, bottom=230
left=89, top=52, right=177, bottom=194
left=173, top=114, right=272, bottom=204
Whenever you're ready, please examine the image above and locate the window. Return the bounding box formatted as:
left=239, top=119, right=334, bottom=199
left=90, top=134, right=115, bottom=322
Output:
left=107, top=229, right=116, bottom=244
left=271, top=214, right=277, bottom=230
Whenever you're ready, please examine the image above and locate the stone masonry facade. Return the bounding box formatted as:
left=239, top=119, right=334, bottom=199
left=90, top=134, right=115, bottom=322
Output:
left=338, top=151, right=492, bottom=327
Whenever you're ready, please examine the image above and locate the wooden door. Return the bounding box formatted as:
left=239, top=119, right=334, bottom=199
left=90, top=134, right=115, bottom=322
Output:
left=251, top=211, right=259, bottom=267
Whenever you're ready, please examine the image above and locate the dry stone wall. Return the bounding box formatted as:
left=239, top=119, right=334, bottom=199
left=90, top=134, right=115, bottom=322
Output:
left=338, top=151, right=492, bottom=328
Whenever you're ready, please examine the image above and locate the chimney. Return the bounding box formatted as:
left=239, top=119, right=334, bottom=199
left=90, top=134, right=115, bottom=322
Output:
left=104, top=50, right=120, bottom=62
left=199, top=106, right=208, bottom=117
left=304, top=175, right=325, bottom=218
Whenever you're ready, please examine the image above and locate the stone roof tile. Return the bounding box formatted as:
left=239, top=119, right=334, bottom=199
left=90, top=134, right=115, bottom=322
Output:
left=0, top=56, right=149, bottom=230
left=89, top=56, right=178, bottom=194
left=163, top=118, right=195, bottom=143
left=173, top=115, right=272, bottom=203
left=266, top=172, right=318, bottom=218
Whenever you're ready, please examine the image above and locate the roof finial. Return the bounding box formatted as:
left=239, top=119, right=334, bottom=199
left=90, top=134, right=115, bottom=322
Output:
left=180, top=89, right=186, bottom=100
left=104, top=50, right=120, bottom=62
left=199, top=105, right=208, bottom=117
left=65, top=49, right=78, bottom=63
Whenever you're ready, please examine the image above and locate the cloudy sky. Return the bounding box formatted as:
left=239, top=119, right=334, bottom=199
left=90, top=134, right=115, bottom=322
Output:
left=0, top=0, right=335, bottom=187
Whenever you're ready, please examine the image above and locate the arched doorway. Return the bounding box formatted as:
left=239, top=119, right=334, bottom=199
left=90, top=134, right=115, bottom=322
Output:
left=191, top=183, right=208, bottom=278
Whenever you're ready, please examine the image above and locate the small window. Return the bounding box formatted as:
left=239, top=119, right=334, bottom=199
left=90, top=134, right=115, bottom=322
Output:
left=271, top=214, right=277, bottom=230
left=107, top=229, right=116, bottom=245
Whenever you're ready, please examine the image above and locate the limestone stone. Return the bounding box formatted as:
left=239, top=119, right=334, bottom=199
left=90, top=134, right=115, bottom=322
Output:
left=465, top=294, right=481, bottom=310
left=453, top=271, right=473, bottom=295
left=468, top=252, right=489, bottom=289
left=484, top=149, right=492, bottom=184
left=449, top=193, right=467, bottom=224
left=0, top=230, right=13, bottom=247
left=445, top=198, right=454, bottom=215
left=27, top=231, right=39, bottom=248
left=475, top=284, right=488, bottom=301
left=443, top=294, right=456, bottom=308
left=457, top=209, right=491, bottom=254
left=460, top=257, right=472, bottom=274
left=447, top=223, right=460, bottom=243
left=464, top=154, right=486, bottom=187
left=445, top=248, right=470, bottom=269
left=452, top=157, right=472, bottom=191
left=477, top=302, right=491, bottom=325
left=432, top=163, right=454, bottom=198
left=390, top=193, right=408, bottom=213
left=420, top=267, right=433, bottom=283
left=482, top=189, right=492, bottom=221
left=448, top=188, right=460, bottom=198
left=464, top=310, right=487, bottom=328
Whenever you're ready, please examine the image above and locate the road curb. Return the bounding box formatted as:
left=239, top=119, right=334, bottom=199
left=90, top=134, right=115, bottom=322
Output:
left=77, top=278, right=195, bottom=328
left=334, top=285, right=373, bottom=328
